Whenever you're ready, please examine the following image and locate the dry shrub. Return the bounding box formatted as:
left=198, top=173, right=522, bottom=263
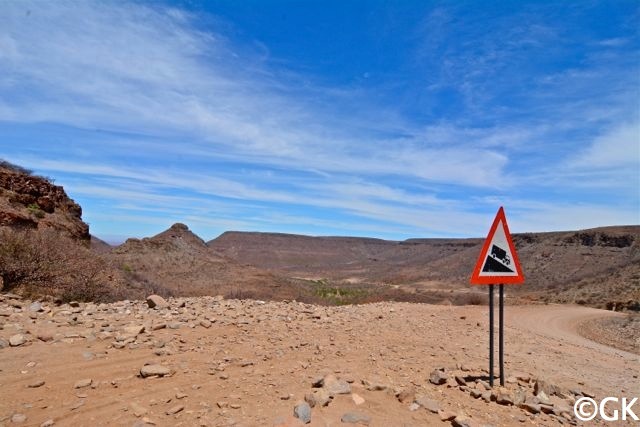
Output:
left=0, top=228, right=120, bottom=302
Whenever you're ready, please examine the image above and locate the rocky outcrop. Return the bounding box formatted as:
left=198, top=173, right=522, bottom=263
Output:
left=0, top=161, right=89, bottom=240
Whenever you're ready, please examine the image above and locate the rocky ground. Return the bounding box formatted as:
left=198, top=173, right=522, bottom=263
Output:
left=0, top=293, right=637, bottom=427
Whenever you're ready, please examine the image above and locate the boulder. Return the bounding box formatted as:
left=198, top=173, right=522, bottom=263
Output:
left=146, top=295, right=168, bottom=309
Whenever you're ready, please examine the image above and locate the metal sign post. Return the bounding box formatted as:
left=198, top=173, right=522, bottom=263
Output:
left=488, top=284, right=494, bottom=387
left=499, top=283, right=504, bottom=386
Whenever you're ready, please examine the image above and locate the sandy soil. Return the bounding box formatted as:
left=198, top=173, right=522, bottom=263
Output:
left=0, top=295, right=637, bottom=427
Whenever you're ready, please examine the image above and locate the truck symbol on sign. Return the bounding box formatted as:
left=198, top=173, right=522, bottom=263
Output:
left=490, top=245, right=511, bottom=265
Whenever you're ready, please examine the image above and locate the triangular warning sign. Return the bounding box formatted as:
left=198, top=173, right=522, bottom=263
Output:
left=470, top=207, right=524, bottom=285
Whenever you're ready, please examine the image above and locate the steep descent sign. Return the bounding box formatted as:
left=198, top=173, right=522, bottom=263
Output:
left=470, top=206, right=524, bottom=285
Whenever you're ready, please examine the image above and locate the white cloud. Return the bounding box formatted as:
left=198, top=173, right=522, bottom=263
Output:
left=571, top=122, right=640, bottom=169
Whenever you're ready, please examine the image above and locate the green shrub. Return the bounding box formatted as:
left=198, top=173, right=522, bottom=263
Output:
left=26, top=203, right=45, bottom=218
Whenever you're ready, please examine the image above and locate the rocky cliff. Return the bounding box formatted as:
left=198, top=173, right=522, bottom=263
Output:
left=0, top=160, right=89, bottom=240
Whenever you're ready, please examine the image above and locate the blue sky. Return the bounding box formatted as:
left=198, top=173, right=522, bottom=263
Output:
left=1, top=1, right=638, bottom=243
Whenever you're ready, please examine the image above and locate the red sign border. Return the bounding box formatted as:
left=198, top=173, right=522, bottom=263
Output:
left=470, top=206, right=525, bottom=285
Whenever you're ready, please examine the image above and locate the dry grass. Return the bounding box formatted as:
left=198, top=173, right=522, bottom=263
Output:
left=0, top=228, right=123, bottom=302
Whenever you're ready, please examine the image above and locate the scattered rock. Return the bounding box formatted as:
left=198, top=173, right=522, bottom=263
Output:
left=495, top=387, right=514, bottom=405
left=416, top=396, right=440, bottom=413
left=130, top=402, right=148, bottom=417
left=513, top=387, right=526, bottom=406
left=11, top=413, right=27, bottom=423
left=28, top=379, right=45, bottom=388
left=396, top=386, right=415, bottom=403
left=429, top=368, right=448, bottom=385
left=29, top=302, right=43, bottom=312
left=74, top=378, right=92, bottom=389
left=122, top=324, right=145, bottom=336
left=520, top=402, right=541, bottom=414
left=140, top=364, right=171, bottom=378
left=305, top=389, right=332, bottom=408
left=322, top=374, right=351, bottom=395
left=533, top=379, right=554, bottom=396
left=452, top=414, right=478, bottom=427
left=9, top=334, right=27, bottom=347
left=37, top=331, right=54, bottom=342
left=340, top=412, right=371, bottom=425
left=351, top=393, right=365, bottom=406
left=146, top=295, right=168, bottom=309
left=166, top=404, right=184, bottom=415
left=293, top=401, right=311, bottom=424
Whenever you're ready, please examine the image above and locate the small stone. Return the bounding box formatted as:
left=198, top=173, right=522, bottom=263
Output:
left=305, top=389, right=332, bottom=408
left=9, top=334, right=27, bottom=347
left=476, top=380, right=491, bottom=390
left=74, top=378, right=92, bottom=389
left=533, top=379, right=554, bottom=396
left=429, top=369, right=447, bottom=385
left=396, top=386, right=415, bottom=403
left=28, top=379, right=45, bottom=388
left=536, top=390, right=551, bottom=404
left=351, top=393, right=365, bottom=406
left=230, top=403, right=241, bottom=409
left=146, top=295, right=168, bottom=309
left=513, top=388, right=526, bottom=406
left=122, top=325, right=145, bottom=336
left=166, top=404, right=184, bottom=415
left=521, top=402, right=541, bottom=414
left=322, top=374, right=350, bottom=394
left=415, top=396, right=439, bottom=414
left=130, top=402, right=148, bottom=417
left=176, top=391, right=188, bottom=399
left=496, top=387, right=513, bottom=405
left=452, top=414, right=478, bottom=427
left=454, top=375, right=466, bottom=386
left=340, top=412, right=371, bottom=425
left=29, top=302, right=43, bottom=312
left=11, top=413, right=27, bottom=423
left=40, top=420, right=55, bottom=427
left=293, top=402, right=311, bottom=424
left=140, top=364, right=171, bottom=378
left=408, top=402, right=420, bottom=411
left=200, top=320, right=212, bottom=328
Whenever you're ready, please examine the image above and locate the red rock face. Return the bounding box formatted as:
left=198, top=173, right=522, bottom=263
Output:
left=0, top=166, right=89, bottom=240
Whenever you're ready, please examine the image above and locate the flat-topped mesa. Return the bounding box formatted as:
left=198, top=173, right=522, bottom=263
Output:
left=0, top=160, right=89, bottom=240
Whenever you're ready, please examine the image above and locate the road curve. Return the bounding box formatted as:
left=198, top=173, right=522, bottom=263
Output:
left=506, top=304, right=638, bottom=360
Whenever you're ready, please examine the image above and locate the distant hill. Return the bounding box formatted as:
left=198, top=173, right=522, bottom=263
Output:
left=107, top=223, right=311, bottom=301
left=208, top=226, right=640, bottom=310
